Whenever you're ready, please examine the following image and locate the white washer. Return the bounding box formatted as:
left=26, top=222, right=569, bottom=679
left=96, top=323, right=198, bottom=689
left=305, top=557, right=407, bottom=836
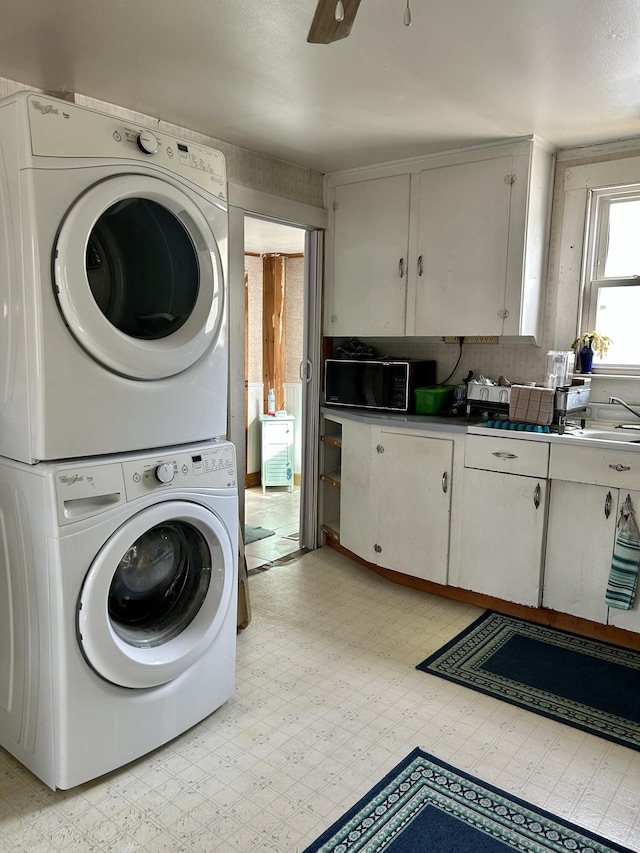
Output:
left=0, top=91, right=229, bottom=463
left=0, top=440, right=238, bottom=789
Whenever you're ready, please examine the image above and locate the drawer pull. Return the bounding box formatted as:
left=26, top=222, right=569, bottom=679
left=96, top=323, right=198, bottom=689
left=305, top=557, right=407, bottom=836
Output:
left=609, top=463, right=631, bottom=472
left=533, top=483, right=541, bottom=509
left=492, top=451, right=518, bottom=459
left=604, top=491, right=612, bottom=519
left=442, top=471, right=449, bottom=493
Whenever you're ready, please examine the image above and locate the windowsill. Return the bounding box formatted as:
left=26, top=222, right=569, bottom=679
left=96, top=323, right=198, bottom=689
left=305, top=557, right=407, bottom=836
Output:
left=575, top=373, right=640, bottom=381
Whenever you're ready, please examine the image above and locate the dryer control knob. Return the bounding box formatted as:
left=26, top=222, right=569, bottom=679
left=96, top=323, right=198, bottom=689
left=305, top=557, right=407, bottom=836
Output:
left=155, top=462, right=175, bottom=484
left=137, top=130, right=159, bottom=155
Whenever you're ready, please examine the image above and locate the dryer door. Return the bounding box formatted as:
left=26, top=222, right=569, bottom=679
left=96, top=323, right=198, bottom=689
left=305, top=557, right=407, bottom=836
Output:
left=53, top=174, right=225, bottom=380
left=77, top=501, right=235, bottom=688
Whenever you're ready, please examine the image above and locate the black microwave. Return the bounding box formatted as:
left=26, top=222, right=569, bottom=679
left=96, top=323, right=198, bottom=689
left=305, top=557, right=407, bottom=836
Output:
left=324, top=358, right=436, bottom=413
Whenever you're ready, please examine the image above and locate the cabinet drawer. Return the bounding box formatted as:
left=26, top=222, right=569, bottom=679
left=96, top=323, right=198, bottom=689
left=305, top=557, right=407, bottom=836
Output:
left=550, top=443, right=640, bottom=489
left=464, top=434, right=549, bottom=477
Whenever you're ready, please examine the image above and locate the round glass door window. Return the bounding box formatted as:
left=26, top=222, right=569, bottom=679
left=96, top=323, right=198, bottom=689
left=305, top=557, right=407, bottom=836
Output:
left=86, top=198, right=199, bottom=341
left=54, top=175, right=225, bottom=380
left=108, top=520, right=212, bottom=649
left=77, top=502, right=234, bottom=688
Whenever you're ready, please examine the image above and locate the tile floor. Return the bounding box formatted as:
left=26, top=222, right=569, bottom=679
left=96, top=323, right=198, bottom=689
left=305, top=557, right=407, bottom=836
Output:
left=1, top=548, right=640, bottom=852
left=244, top=485, right=302, bottom=570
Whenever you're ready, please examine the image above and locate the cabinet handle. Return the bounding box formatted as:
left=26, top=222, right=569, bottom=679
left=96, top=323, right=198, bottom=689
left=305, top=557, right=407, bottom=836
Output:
left=609, top=463, right=631, bottom=472
left=374, top=543, right=382, bottom=553
left=417, top=255, right=424, bottom=277
left=376, top=444, right=385, bottom=453
left=604, top=491, right=612, bottom=519
left=441, top=471, right=449, bottom=493
left=492, top=451, right=518, bottom=459
left=399, top=258, right=405, bottom=279
left=533, top=483, right=541, bottom=509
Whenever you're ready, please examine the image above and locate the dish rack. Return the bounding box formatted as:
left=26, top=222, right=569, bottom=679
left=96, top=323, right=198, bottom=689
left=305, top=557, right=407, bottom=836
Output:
left=466, top=384, right=591, bottom=434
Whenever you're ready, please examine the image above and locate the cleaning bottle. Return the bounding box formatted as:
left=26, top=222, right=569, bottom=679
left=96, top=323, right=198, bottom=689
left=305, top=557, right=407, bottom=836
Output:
left=267, top=388, right=276, bottom=416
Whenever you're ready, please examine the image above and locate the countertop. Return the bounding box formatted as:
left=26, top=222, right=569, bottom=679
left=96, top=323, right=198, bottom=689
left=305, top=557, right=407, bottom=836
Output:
left=322, top=404, right=640, bottom=451
left=321, top=406, right=473, bottom=434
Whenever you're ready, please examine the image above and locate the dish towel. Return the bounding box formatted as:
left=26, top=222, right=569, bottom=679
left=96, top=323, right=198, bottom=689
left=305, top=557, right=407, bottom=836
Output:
left=606, top=494, right=640, bottom=610
left=508, top=385, right=554, bottom=425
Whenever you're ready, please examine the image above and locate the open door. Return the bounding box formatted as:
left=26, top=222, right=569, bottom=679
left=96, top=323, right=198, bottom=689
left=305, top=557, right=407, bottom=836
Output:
left=243, top=217, right=323, bottom=559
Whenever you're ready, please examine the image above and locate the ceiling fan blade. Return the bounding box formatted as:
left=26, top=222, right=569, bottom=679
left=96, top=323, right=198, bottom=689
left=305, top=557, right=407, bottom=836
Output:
left=307, top=0, right=362, bottom=44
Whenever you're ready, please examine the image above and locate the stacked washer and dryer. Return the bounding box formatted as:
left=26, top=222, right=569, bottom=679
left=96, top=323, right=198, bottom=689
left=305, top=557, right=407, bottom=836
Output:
left=0, top=92, right=238, bottom=789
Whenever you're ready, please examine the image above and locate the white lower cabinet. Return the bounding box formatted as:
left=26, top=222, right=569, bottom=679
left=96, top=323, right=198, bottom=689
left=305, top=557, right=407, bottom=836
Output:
left=340, top=420, right=375, bottom=561
left=543, top=481, right=616, bottom=623
left=543, top=441, right=640, bottom=631
left=341, top=421, right=453, bottom=583
left=458, top=435, right=549, bottom=606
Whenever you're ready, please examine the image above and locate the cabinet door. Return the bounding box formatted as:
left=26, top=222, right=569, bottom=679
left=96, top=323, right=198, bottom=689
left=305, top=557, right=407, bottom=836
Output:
left=458, top=468, right=546, bottom=605
left=607, top=488, right=640, bottom=633
left=327, top=175, right=410, bottom=336
left=543, top=481, right=617, bottom=624
left=340, top=420, right=375, bottom=562
left=414, top=156, right=512, bottom=336
left=374, top=430, right=452, bottom=583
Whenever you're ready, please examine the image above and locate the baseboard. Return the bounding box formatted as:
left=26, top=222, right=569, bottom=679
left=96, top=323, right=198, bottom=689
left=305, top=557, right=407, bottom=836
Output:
left=324, top=538, right=640, bottom=652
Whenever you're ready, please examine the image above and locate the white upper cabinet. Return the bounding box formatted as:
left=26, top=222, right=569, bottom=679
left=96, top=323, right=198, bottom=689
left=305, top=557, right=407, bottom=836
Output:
left=413, top=155, right=512, bottom=337
left=324, top=137, right=554, bottom=342
left=326, top=174, right=411, bottom=337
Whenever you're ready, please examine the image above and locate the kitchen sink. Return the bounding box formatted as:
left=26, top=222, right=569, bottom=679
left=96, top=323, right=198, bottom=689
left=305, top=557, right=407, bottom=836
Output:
left=572, top=427, right=640, bottom=444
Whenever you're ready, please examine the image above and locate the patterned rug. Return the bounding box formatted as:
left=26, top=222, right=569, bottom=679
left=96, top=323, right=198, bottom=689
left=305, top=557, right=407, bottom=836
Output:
left=417, top=611, right=640, bottom=751
left=244, top=525, right=275, bottom=544
left=303, top=748, right=632, bottom=852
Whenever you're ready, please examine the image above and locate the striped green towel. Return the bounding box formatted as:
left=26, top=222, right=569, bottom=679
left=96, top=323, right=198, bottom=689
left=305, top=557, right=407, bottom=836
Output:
left=606, top=495, right=640, bottom=610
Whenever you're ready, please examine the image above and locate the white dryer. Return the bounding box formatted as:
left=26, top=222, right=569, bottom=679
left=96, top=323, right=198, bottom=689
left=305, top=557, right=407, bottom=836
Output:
left=0, top=91, right=229, bottom=463
left=0, top=440, right=238, bottom=789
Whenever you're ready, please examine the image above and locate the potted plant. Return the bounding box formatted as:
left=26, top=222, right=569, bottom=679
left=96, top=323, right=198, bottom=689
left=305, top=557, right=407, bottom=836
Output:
left=571, top=331, right=612, bottom=373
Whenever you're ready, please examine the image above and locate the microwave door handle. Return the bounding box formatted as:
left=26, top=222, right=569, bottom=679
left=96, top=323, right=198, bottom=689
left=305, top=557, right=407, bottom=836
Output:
left=362, top=364, right=377, bottom=407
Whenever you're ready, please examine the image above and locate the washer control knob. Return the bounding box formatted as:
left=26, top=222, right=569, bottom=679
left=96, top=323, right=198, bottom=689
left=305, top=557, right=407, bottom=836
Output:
left=155, top=462, right=175, bottom=484
left=137, top=130, right=159, bottom=155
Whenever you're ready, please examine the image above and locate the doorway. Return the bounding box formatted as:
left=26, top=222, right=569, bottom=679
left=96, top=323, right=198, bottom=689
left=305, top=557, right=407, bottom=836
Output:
left=243, top=216, right=306, bottom=570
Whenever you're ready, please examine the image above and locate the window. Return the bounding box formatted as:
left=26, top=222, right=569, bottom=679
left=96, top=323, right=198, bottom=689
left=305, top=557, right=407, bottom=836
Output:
left=582, top=185, right=640, bottom=373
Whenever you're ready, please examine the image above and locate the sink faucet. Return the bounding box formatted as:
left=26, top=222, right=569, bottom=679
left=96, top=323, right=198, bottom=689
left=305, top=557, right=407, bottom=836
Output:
left=609, top=396, right=640, bottom=423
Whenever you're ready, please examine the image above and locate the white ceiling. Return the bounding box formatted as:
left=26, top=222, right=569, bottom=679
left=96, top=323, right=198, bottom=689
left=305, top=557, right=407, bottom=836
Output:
left=1, top=1, right=640, bottom=174
left=244, top=217, right=307, bottom=255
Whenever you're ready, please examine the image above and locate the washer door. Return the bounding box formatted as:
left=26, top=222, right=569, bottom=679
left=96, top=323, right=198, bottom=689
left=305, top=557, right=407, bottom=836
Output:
left=77, top=501, right=234, bottom=688
left=54, top=174, right=224, bottom=380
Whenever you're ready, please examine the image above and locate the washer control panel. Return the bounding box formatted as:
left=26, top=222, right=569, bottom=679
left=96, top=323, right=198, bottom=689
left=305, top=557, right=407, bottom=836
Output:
left=122, top=443, right=237, bottom=500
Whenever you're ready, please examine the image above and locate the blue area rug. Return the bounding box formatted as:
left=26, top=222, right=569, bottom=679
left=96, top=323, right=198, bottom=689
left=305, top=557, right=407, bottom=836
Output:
left=302, top=748, right=632, bottom=852
left=417, top=611, right=640, bottom=751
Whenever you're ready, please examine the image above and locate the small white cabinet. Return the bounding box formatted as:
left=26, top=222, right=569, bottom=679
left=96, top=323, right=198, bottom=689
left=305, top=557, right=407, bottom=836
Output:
left=260, top=414, right=294, bottom=492
left=458, top=435, right=549, bottom=606
left=341, top=421, right=453, bottom=584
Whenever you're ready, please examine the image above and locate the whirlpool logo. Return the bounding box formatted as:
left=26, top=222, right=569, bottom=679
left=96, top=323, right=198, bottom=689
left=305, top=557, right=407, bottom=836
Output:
left=31, top=101, right=70, bottom=119
left=59, top=474, right=84, bottom=485
left=31, top=101, right=59, bottom=116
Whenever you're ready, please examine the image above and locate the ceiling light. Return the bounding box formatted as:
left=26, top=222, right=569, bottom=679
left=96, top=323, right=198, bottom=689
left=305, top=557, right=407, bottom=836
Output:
left=335, top=0, right=345, bottom=22
left=404, top=0, right=412, bottom=26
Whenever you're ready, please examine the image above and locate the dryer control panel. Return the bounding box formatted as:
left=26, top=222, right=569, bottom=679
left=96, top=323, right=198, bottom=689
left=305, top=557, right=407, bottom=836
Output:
left=25, top=94, right=227, bottom=202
